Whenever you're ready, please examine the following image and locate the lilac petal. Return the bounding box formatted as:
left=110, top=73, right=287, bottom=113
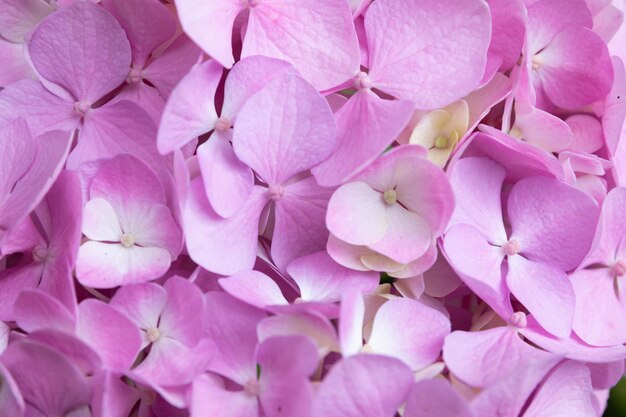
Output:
left=311, top=90, right=415, bottom=187
left=506, top=255, right=575, bottom=338
left=508, top=176, right=600, bottom=271
left=160, top=276, right=206, bottom=346
left=26, top=330, right=102, bottom=376
left=366, top=0, right=491, bottom=108
left=242, top=0, right=359, bottom=91
left=287, top=251, right=379, bottom=303
left=0, top=39, right=34, bottom=87
left=0, top=264, right=43, bottom=321
left=584, top=187, right=626, bottom=266
left=27, top=1, right=131, bottom=103
left=0, top=0, right=53, bottom=42
left=524, top=362, right=595, bottom=417
left=0, top=362, right=25, bottom=417
left=76, top=299, right=142, bottom=372
left=271, top=177, right=334, bottom=272
left=14, top=290, right=75, bottom=334
left=91, top=371, right=139, bottom=417
left=184, top=179, right=268, bottom=275
left=368, top=298, right=450, bottom=370
left=567, top=114, right=604, bottom=154
left=233, top=73, right=336, bottom=185
left=101, top=0, right=176, bottom=66
left=157, top=60, right=222, bottom=154
left=603, top=57, right=626, bottom=155
left=313, top=354, right=414, bottom=417
left=197, top=134, right=254, bottom=219
left=404, top=379, right=472, bottom=417
left=190, top=375, right=258, bottom=417
left=204, top=292, right=266, bottom=385
left=219, top=270, right=289, bottom=309
left=443, top=224, right=511, bottom=318
left=447, top=156, right=507, bottom=242
left=111, top=82, right=164, bottom=124
left=587, top=361, right=625, bottom=390
left=110, top=282, right=167, bottom=333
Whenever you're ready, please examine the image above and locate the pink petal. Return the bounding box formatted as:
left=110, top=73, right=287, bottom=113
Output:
left=119, top=203, right=182, bottom=258
left=287, top=251, right=379, bottom=303
left=219, top=270, right=289, bottom=309
left=526, top=0, right=592, bottom=54
left=271, top=177, right=334, bottom=271
left=566, top=114, right=604, bottom=154
left=204, top=292, right=266, bottom=385
left=585, top=187, right=626, bottom=265
left=513, top=107, right=573, bottom=152
left=111, top=82, right=165, bottom=124
left=327, top=181, right=388, bottom=246
left=110, top=282, right=166, bottom=335
left=523, top=361, right=595, bottom=417
left=91, top=371, right=139, bottom=417
left=587, top=361, right=625, bottom=390
left=404, top=379, right=472, bottom=417
left=27, top=1, right=131, bottom=103
left=506, top=255, right=575, bottom=338
left=0, top=0, right=53, bottom=43
left=368, top=298, right=450, bottom=370
left=242, top=0, right=360, bottom=91
left=197, top=134, right=254, bottom=218
left=190, top=375, right=258, bottom=417
left=101, top=0, right=176, bottom=66
left=184, top=179, right=268, bottom=275
left=0, top=263, right=43, bottom=321
left=157, top=60, right=222, bottom=154
left=327, top=233, right=373, bottom=272
left=14, top=290, right=75, bottom=334
left=76, top=242, right=172, bottom=288
left=313, top=355, right=414, bottom=417
left=508, top=176, right=600, bottom=271
left=535, top=27, right=613, bottom=109
left=603, top=57, right=626, bottom=155
left=0, top=40, right=35, bottom=86
left=486, top=0, right=526, bottom=71
left=76, top=299, right=142, bottom=372
left=447, top=156, right=507, bottom=242
left=339, top=290, right=364, bottom=357
left=176, top=0, right=243, bottom=68
left=312, top=91, right=414, bottom=187
left=82, top=198, right=122, bottom=242
left=257, top=312, right=339, bottom=356
left=443, top=224, right=511, bottom=318
left=233, top=73, right=336, bottom=185
left=159, top=276, right=206, bottom=345
left=0, top=362, right=25, bottom=417
left=366, top=0, right=491, bottom=108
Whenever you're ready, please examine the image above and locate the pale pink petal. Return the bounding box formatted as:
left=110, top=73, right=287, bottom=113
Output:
left=508, top=176, right=600, bottom=271
left=14, top=290, right=75, bottom=334
left=197, top=135, right=254, bottom=218
left=566, top=114, right=604, bottom=154
left=242, top=0, right=360, bottom=90
left=486, top=0, right=526, bottom=71
left=111, top=82, right=165, bottom=124
left=506, top=255, right=575, bottom=338
left=327, top=234, right=372, bottom=272
left=443, top=224, right=511, bottom=318
left=587, top=361, right=625, bottom=390
left=120, top=204, right=182, bottom=257
left=76, top=241, right=172, bottom=288
left=184, top=179, right=268, bottom=275
left=513, top=107, right=573, bottom=152
left=585, top=187, right=626, bottom=265
left=423, top=256, right=462, bottom=298
left=110, top=282, right=166, bottom=332
left=603, top=57, right=626, bottom=155
left=447, top=156, right=507, bottom=241
left=465, top=72, right=513, bottom=130
left=366, top=0, right=491, bottom=108
left=523, top=362, right=595, bottom=417
left=0, top=0, right=53, bottom=42
left=176, top=0, right=243, bottom=68
left=102, top=0, right=176, bottom=66
left=339, top=290, right=364, bottom=357
left=91, top=371, right=139, bottom=417
left=233, top=73, right=336, bottom=185
left=571, top=268, right=626, bottom=346
left=204, top=292, right=266, bottom=385
left=76, top=299, right=142, bottom=372
left=191, top=375, right=258, bottom=417
left=287, top=251, right=379, bottom=303
left=535, top=27, right=613, bottom=109
left=271, top=177, right=333, bottom=272
left=0, top=40, right=35, bottom=86
left=312, top=91, right=415, bottom=187
left=257, top=312, right=339, bottom=356
left=157, top=60, right=221, bottom=154
left=27, top=1, right=131, bottom=102
left=82, top=198, right=122, bottom=242
left=404, top=379, right=472, bottom=417
left=368, top=298, right=450, bottom=370
left=0, top=118, right=35, bottom=197
left=219, top=271, right=288, bottom=309
left=0, top=362, right=25, bottom=417
left=313, top=355, right=414, bottom=417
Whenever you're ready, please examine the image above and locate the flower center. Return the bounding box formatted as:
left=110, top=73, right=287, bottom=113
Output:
left=73, top=101, right=91, bottom=117
left=120, top=233, right=135, bottom=248
left=531, top=56, right=541, bottom=70
left=509, top=311, right=527, bottom=328
left=611, top=260, right=626, bottom=277
left=502, top=239, right=521, bottom=256
left=146, top=327, right=161, bottom=342
left=126, top=67, right=143, bottom=84
left=383, top=189, right=397, bottom=205
left=244, top=379, right=260, bottom=396
left=434, top=135, right=449, bottom=149
left=354, top=71, right=373, bottom=90
left=32, top=246, right=49, bottom=263
left=268, top=185, right=285, bottom=202
left=214, top=116, right=232, bottom=132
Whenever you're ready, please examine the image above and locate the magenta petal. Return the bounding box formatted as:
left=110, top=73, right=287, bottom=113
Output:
left=76, top=299, right=142, bottom=372
left=0, top=264, right=44, bottom=321
left=157, top=60, right=222, bottom=154
left=523, top=362, right=595, bottom=417
left=27, top=1, right=131, bottom=103
left=287, top=251, right=379, bottom=303
left=234, top=73, right=336, bottom=185
left=507, top=176, right=600, bottom=271
left=197, top=134, right=254, bottom=219
left=368, top=298, right=450, bottom=370
left=404, top=379, right=472, bottom=417
left=313, top=354, right=414, bottom=417
left=506, top=255, right=575, bottom=338
left=219, top=270, right=289, bottom=309
left=312, top=91, right=415, bottom=187
left=242, top=0, right=360, bottom=91
left=366, top=0, right=491, bottom=108
left=184, top=179, right=268, bottom=275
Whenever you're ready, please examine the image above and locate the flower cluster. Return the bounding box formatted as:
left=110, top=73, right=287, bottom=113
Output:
left=0, top=0, right=625, bottom=416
